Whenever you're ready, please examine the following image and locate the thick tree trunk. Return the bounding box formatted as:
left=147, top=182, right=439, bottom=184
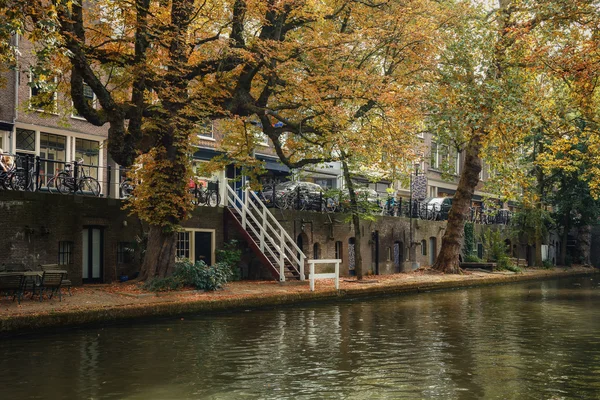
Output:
left=433, top=135, right=483, bottom=273
left=342, top=158, right=363, bottom=280
left=138, top=225, right=177, bottom=280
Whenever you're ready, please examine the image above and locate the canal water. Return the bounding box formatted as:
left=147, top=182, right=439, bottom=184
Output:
left=1, top=276, right=599, bottom=399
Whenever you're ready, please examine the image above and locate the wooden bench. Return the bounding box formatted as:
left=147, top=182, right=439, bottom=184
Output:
left=40, top=264, right=72, bottom=296
left=460, top=262, right=497, bottom=272
left=0, top=273, right=26, bottom=304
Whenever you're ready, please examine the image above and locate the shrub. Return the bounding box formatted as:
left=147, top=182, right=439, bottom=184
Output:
left=482, top=229, right=508, bottom=262
left=464, top=254, right=482, bottom=263
left=216, top=240, right=243, bottom=281
left=173, top=259, right=232, bottom=291
left=495, top=256, right=521, bottom=273
left=505, top=264, right=522, bottom=273
left=542, top=259, right=553, bottom=269
left=142, top=276, right=183, bottom=292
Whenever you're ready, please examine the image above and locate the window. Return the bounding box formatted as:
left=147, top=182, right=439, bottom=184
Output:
left=58, top=241, right=73, bottom=265
left=313, top=243, right=320, bottom=259
left=387, top=247, right=392, bottom=261
left=40, top=132, right=67, bottom=184
left=196, top=120, right=214, bottom=139
left=16, top=128, right=35, bottom=153
left=175, top=229, right=215, bottom=264
left=430, top=142, right=438, bottom=168
left=117, top=242, right=135, bottom=264
left=75, top=138, right=100, bottom=179
left=421, top=240, right=427, bottom=256
left=256, top=131, right=269, bottom=146
left=428, top=186, right=437, bottom=198
left=30, top=73, right=57, bottom=112
left=72, top=84, right=96, bottom=118
left=176, top=232, right=190, bottom=259
left=430, top=142, right=459, bottom=175
left=335, top=241, right=343, bottom=261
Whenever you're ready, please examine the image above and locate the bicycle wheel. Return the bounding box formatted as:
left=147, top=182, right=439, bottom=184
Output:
left=207, top=190, right=220, bottom=207
left=9, top=172, right=26, bottom=191
left=275, top=194, right=287, bottom=209
left=120, top=180, right=134, bottom=198
left=46, top=176, right=57, bottom=194
left=80, top=177, right=101, bottom=196
left=56, top=172, right=72, bottom=194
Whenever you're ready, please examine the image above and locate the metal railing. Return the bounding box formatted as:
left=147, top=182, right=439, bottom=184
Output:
left=0, top=153, right=117, bottom=198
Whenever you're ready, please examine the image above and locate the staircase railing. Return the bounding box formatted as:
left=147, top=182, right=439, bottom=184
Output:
left=224, top=185, right=305, bottom=282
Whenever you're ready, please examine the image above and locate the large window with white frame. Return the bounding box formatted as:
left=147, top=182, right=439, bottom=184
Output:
left=175, top=229, right=215, bottom=265
left=195, top=120, right=214, bottom=140
left=75, top=138, right=100, bottom=179
left=40, top=132, right=67, bottom=185
left=15, top=128, right=36, bottom=155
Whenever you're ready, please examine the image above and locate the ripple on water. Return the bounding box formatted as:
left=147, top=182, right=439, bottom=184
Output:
left=1, top=276, right=600, bottom=399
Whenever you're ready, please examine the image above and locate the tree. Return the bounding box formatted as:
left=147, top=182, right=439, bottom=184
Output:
left=427, top=0, right=596, bottom=273
left=202, top=0, right=449, bottom=279
left=0, top=0, right=245, bottom=279
left=426, top=0, right=534, bottom=273
left=0, top=0, right=448, bottom=280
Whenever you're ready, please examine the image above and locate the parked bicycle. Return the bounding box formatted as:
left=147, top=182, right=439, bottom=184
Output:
left=190, top=181, right=220, bottom=207
left=3, top=155, right=35, bottom=191
left=55, top=159, right=101, bottom=196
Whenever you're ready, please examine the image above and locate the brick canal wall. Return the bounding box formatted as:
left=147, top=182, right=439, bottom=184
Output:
left=1, top=190, right=531, bottom=282
left=0, top=191, right=224, bottom=284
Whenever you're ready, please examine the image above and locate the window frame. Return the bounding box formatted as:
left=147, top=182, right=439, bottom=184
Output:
left=175, top=228, right=216, bottom=264
left=71, top=83, right=97, bottom=120
left=58, top=241, right=74, bottom=265
left=196, top=120, right=215, bottom=141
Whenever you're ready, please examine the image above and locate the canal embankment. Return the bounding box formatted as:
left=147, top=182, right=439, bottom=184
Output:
left=1, top=266, right=597, bottom=335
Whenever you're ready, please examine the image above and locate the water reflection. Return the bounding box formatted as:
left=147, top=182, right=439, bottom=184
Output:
left=1, top=277, right=600, bottom=399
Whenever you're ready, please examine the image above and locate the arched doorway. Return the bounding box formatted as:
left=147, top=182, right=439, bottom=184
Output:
left=313, top=243, right=320, bottom=259
left=348, top=237, right=356, bottom=276
left=429, top=236, right=437, bottom=266
left=505, top=239, right=512, bottom=256
left=393, top=241, right=403, bottom=273
left=297, top=232, right=309, bottom=261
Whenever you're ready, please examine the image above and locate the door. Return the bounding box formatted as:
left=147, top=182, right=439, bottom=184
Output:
left=194, top=231, right=213, bottom=265
left=82, top=227, right=104, bottom=283
left=429, top=237, right=437, bottom=266
left=372, top=231, right=379, bottom=275
left=348, top=237, right=356, bottom=276
left=394, top=241, right=403, bottom=273
left=227, top=165, right=246, bottom=204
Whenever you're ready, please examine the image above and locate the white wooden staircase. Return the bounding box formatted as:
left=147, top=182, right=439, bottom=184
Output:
left=224, top=185, right=306, bottom=282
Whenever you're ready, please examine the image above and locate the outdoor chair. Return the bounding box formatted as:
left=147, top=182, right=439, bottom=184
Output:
left=0, top=274, right=25, bottom=304
left=35, top=270, right=66, bottom=302
left=39, top=264, right=72, bottom=296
